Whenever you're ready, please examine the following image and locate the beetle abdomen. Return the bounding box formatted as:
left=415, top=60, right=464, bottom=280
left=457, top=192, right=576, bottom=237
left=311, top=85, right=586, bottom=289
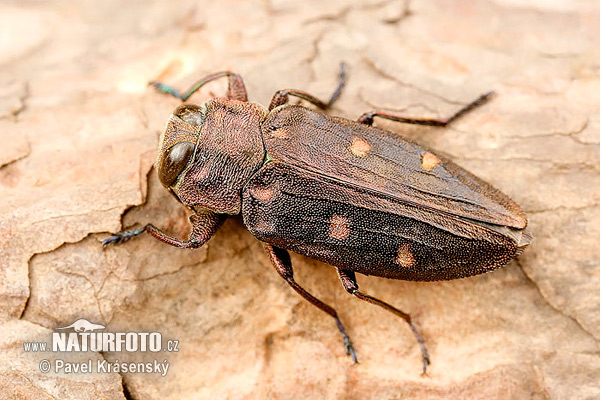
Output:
left=242, top=162, right=521, bottom=281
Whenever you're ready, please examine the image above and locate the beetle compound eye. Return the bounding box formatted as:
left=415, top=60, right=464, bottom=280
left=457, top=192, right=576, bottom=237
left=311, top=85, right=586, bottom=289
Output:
left=174, top=104, right=206, bottom=126
left=158, top=141, right=195, bottom=187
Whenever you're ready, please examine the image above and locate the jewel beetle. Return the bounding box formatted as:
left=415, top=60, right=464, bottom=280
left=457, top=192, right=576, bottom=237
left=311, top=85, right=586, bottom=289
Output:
left=104, top=63, right=532, bottom=373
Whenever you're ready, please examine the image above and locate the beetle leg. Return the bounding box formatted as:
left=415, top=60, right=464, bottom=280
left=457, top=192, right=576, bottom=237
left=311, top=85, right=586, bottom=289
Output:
left=357, top=91, right=494, bottom=126
left=264, top=244, right=358, bottom=363
left=101, top=226, right=147, bottom=246
left=149, top=71, right=248, bottom=102
left=103, top=212, right=226, bottom=249
left=337, top=268, right=430, bottom=374
left=268, top=62, right=347, bottom=110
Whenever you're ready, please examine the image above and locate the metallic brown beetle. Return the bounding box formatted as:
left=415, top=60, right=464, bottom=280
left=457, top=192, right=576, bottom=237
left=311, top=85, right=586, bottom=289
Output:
left=105, top=64, right=531, bottom=373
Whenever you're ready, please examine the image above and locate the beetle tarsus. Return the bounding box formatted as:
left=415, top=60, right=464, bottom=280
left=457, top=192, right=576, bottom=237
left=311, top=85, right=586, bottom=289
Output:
left=150, top=71, right=248, bottom=102
left=409, top=321, right=430, bottom=375
left=326, top=61, right=347, bottom=107
left=265, top=244, right=358, bottom=362
left=444, top=90, right=495, bottom=126
left=354, top=290, right=430, bottom=374
left=335, top=316, right=358, bottom=363
left=337, top=268, right=430, bottom=374
left=357, top=90, right=495, bottom=128
left=149, top=81, right=184, bottom=100
left=102, top=226, right=147, bottom=246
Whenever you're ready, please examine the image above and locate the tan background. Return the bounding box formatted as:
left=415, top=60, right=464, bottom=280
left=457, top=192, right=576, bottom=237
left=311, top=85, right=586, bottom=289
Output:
left=1, top=0, right=599, bottom=399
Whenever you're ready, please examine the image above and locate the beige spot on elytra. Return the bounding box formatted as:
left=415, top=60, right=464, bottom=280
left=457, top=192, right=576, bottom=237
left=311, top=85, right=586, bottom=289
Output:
left=251, top=186, right=275, bottom=202
left=329, top=214, right=350, bottom=240
left=255, top=220, right=276, bottom=234
left=350, top=137, right=371, bottom=157
left=396, top=243, right=415, bottom=268
left=421, top=152, right=440, bottom=171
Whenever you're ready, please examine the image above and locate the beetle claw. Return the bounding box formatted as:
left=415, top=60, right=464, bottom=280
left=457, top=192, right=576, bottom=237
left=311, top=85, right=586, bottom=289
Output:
left=344, top=337, right=358, bottom=364
left=334, top=316, right=358, bottom=363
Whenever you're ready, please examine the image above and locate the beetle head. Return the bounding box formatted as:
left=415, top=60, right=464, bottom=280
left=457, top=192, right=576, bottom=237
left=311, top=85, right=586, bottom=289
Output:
left=156, top=98, right=267, bottom=215
left=156, top=104, right=206, bottom=189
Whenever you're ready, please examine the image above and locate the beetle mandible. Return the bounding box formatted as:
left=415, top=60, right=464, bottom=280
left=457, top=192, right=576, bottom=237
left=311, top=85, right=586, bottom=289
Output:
left=104, top=63, right=532, bottom=373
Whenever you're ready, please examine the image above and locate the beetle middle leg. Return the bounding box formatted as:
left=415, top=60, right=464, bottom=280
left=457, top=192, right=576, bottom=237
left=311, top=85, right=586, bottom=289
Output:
left=337, top=268, right=430, bottom=374
left=103, top=211, right=226, bottom=249
left=268, top=62, right=347, bottom=111
left=264, top=244, right=358, bottom=363
left=150, top=71, right=248, bottom=102
left=357, top=91, right=494, bottom=126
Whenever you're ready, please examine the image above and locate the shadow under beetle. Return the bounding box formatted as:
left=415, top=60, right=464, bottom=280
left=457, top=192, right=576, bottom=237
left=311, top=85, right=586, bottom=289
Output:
left=105, top=63, right=532, bottom=373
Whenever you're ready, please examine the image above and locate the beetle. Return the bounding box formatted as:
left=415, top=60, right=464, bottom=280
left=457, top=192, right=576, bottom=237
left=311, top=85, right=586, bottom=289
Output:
left=104, top=63, right=532, bottom=373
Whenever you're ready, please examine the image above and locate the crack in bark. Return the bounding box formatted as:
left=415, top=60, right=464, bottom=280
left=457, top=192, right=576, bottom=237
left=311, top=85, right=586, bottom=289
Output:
left=303, top=7, right=350, bottom=25
left=526, top=204, right=600, bottom=214
left=454, top=156, right=600, bottom=170
left=19, top=243, right=107, bottom=324
left=497, top=117, right=591, bottom=143
left=357, top=90, right=440, bottom=115
left=13, top=370, right=57, bottom=399
left=1, top=80, right=30, bottom=121
left=362, top=56, right=469, bottom=106
left=456, top=125, right=591, bottom=141
left=16, top=105, right=156, bottom=325
left=538, top=51, right=581, bottom=60
left=120, top=374, right=134, bottom=400
left=381, top=0, right=412, bottom=24
left=304, top=31, right=325, bottom=81
left=0, top=141, right=31, bottom=169
left=17, top=142, right=181, bottom=328
left=456, top=155, right=556, bottom=163
left=108, top=261, right=202, bottom=283
left=502, top=82, right=571, bottom=97
left=13, top=81, right=30, bottom=119
left=19, top=232, right=204, bottom=339
left=18, top=277, right=32, bottom=321
left=515, top=259, right=600, bottom=344
left=27, top=206, right=126, bottom=226
left=17, top=233, right=113, bottom=323
left=55, top=268, right=106, bottom=321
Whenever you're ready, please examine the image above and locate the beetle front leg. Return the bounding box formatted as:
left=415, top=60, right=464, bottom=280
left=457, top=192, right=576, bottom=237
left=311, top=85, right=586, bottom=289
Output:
left=264, top=244, right=358, bottom=363
left=357, top=91, right=494, bottom=126
left=268, top=62, right=347, bottom=111
left=150, top=71, right=248, bottom=102
left=103, top=211, right=226, bottom=249
left=337, top=268, right=430, bottom=374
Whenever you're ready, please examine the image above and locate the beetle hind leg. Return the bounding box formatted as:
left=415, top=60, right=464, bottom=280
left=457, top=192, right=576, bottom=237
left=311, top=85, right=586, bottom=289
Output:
left=265, top=244, right=357, bottom=363
left=337, top=268, right=430, bottom=374
left=268, top=62, right=347, bottom=111
left=357, top=91, right=494, bottom=127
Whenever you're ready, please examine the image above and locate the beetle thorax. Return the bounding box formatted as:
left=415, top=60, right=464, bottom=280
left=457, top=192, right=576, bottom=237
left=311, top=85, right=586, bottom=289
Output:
left=171, top=98, right=267, bottom=214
